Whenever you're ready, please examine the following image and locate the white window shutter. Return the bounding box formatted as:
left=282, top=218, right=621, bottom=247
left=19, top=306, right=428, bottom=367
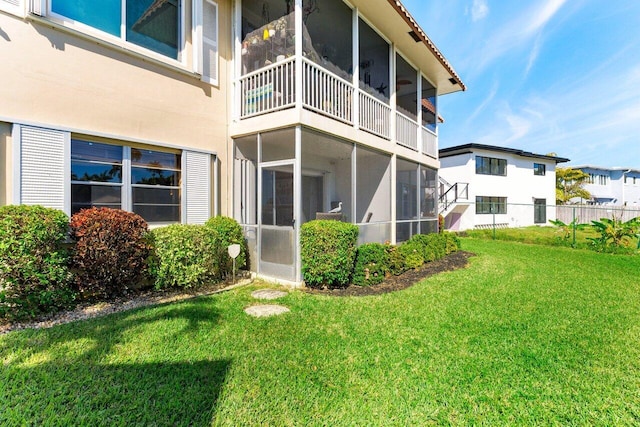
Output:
left=13, top=125, right=70, bottom=214
left=203, top=0, right=218, bottom=84
left=183, top=150, right=211, bottom=224
left=0, top=0, right=24, bottom=16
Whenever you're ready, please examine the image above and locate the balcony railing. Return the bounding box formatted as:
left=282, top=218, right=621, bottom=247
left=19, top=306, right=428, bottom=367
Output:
left=422, top=127, right=437, bottom=158
left=240, top=58, right=295, bottom=118
left=302, top=58, right=353, bottom=124
left=395, top=111, right=418, bottom=151
left=238, top=57, right=437, bottom=156
left=359, top=91, right=391, bottom=139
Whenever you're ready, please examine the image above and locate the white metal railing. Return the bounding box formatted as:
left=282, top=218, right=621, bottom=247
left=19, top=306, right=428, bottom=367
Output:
left=240, top=58, right=295, bottom=118
left=359, top=91, right=391, bottom=139
left=422, top=126, right=437, bottom=158
left=302, top=58, right=353, bottom=124
left=396, top=112, right=418, bottom=150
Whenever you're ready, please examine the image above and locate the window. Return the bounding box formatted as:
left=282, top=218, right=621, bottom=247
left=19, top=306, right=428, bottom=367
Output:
left=534, top=198, right=546, bottom=224
left=131, top=148, right=181, bottom=222
left=476, top=156, right=506, bottom=176
left=71, top=140, right=181, bottom=223
left=476, top=196, right=507, bottom=214
left=51, top=0, right=181, bottom=59
left=588, top=173, right=608, bottom=185
left=533, top=163, right=546, bottom=176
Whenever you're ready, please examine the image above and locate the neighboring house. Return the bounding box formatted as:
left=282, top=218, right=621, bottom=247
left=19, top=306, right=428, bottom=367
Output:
left=570, top=166, right=640, bottom=207
left=0, top=0, right=464, bottom=283
left=439, top=144, right=569, bottom=231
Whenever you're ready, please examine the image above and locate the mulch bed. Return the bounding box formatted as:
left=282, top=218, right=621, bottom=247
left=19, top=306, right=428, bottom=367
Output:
left=304, top=251, right=475, bottom=297
left=0, top=272, right=252, bottom=335
left=1, top=252, right=474, bottom=334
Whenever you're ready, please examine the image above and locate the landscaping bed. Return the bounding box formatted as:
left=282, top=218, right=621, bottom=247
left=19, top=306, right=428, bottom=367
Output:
left=305, top=250, right=474, bottom=296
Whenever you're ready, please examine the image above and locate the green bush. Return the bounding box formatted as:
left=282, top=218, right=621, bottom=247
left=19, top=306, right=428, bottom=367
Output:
left=353, top=243, right=390, bottom=286
left=150, top=224, right=220, bottom=289
left=443, top=232, right=462, bottom=254
left=300, top=220, right=359, bottom=288
left=71, top=208, right=150, bottom=299
left=205, top=216, right=247, bottom=276
left=386, top=244, right=408, bottom=276
left=397, top=241, right=424, bottom=270
left=409, top=234, right=446, bottom=262
left=0, top=205, right=75, bottom=320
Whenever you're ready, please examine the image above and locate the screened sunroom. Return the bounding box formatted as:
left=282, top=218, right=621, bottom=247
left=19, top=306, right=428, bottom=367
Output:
left=233, top=126, right=438, bottom=282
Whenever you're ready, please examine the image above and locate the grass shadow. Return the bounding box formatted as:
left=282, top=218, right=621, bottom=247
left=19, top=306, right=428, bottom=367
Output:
left=1, top=359, right=231, bottom=426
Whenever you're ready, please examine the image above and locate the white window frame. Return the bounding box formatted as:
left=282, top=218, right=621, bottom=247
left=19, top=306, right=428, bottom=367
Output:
left=0, top=0, right=24, bottom=16
left=39, top=0, right=187, bottom=68
left=193, top=0, right=218, bottom=85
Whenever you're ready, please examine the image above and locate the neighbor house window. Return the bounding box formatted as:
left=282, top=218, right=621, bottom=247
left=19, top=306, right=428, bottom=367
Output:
left=476, top=196, right=507, bottom=214
left=476, top=156, right=507, bottom=176
left=534, top=163, right=546, bottom=176
left=51, top=0, right=181, bottom=59
left=71, top=140, right=181, bottom=223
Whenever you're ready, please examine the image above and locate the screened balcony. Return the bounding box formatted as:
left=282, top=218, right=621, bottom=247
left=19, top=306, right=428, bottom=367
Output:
left=236, top=0, right=440, bottom=159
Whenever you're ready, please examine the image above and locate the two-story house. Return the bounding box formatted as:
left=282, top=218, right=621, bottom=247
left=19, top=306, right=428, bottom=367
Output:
left=0, top=0, right=465, bottom=283
left=571, top=166, right=640, bottom=207
left=439, top=144, right=569, bottom=231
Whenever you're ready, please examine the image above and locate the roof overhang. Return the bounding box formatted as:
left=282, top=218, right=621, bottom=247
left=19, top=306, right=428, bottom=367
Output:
left=439, top=143, right=570, bottom=163
left=349, top=0, right=465, bottom=96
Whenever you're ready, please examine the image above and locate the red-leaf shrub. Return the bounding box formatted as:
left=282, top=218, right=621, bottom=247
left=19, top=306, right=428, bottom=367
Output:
left=70, top=208, right=150, bottom=298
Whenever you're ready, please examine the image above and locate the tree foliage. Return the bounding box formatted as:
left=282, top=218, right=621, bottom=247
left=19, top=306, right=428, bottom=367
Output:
left=556, top=167, right=591, bottom=204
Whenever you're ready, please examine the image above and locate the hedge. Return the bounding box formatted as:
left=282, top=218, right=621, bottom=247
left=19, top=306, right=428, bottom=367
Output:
left=353, top=243, right=390, bottom=286
left=0, top=205, right=75, bottom=320
left=205, top=216, right=247, bottom=276
left=300, top=220, right=359, bottom=288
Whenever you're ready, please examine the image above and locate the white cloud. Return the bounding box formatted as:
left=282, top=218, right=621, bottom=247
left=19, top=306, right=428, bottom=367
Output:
left=524, top=35, right=542, bottom=76
left=471, top=0, right=489, bottom=22
left=472, top=0, right=569, bottom=74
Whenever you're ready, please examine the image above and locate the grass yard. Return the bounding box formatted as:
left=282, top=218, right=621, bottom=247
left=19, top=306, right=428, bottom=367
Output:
left=2, top=239, right=640, bottom=425
left=463, top=225, right=600, bottom=249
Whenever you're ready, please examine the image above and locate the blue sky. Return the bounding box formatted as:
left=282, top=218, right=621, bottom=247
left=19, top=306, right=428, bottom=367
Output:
left=403, top=0, right=640, bottom=168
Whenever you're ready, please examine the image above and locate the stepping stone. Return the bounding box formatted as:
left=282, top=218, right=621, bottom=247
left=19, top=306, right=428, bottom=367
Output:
left=251, top=289, right=288, bottom=300
left=245, top=304, right=290, bottom=318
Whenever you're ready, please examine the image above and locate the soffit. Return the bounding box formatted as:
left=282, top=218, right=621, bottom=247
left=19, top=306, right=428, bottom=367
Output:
left=349, top=0, right=465, bottom=95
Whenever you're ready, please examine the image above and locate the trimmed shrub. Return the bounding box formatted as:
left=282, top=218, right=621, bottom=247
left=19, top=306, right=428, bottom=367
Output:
left=0, top=205, right=75, bottom=320
left=444, top=232, right=462, bottom=254
left=409, top=233, right=447, bottom=262
left=70, top=208, right=150, bottom=299
left=397, top=241, right=424, bottom=270
left=205, top=216, right=247, bottom=277
left=300, top=220, right=359, bottom=288
left=149, top=224, right=219, bottom=289
left=386, top=244, right=408, bottom=276
left=353, top=243, right=390, bottom=286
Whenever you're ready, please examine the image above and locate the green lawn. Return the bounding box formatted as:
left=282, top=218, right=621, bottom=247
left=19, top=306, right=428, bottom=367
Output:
left=463, top=225, right=600, bottom=249
left=2, top=239, right=640, bottom=425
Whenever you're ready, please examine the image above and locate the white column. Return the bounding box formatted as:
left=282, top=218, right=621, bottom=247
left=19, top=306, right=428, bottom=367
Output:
left=352, top=8, right=359, bottom=130
left=391, top=154, right=397, bottom=244
left=390, top=45, right=396, bottom=145
left=294, top=126, right=302, bottom=282
left=417, top=72, right=423, bottom=154
left=295, top=0, right=303, bottom=111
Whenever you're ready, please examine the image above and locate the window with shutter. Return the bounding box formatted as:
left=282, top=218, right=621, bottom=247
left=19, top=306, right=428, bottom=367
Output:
left=0, top=0, right=23, bottom=16
left=13, top=125, right=70, bottom=213
left=183, top=150, right=212, bottom=224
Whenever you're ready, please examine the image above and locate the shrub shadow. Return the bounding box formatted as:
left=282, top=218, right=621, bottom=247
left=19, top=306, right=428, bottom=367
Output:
left=2, top=359, right=231, bottom=426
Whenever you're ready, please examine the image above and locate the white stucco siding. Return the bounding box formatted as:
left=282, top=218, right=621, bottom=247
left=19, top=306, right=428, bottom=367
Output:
left=440, top=148, right=560, bottom=230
